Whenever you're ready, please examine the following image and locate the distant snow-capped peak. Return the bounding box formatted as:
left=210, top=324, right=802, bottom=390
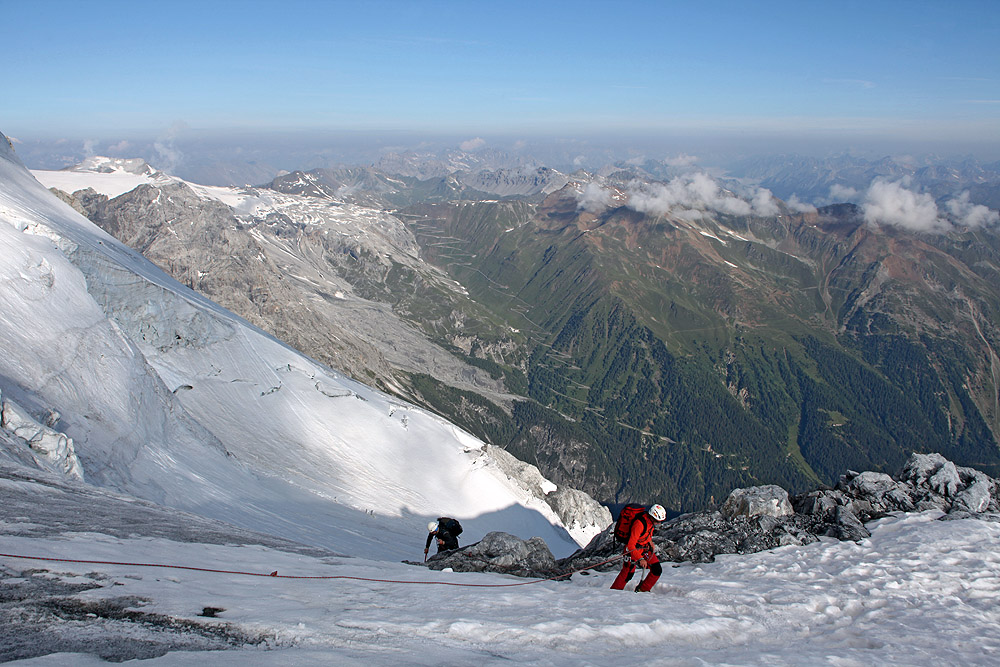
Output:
left=71, top=155, right=158, bottom=176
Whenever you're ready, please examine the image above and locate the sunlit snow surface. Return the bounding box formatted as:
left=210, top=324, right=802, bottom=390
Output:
left=2, top=142, right=585, bottom=562
left=3, top=501, right=998, bottom=665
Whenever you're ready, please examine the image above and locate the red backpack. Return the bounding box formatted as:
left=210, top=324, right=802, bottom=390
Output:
left=613, top=504, right=647, bottom=543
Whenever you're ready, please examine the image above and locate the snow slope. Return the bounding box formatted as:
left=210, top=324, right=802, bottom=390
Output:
left=31, top=158, right=269, bottom=213
left=31, top=156, right=173, bottom=198
left=2, top=459, right=998, bottom=665
left=0, top=133, right=592, bottom=561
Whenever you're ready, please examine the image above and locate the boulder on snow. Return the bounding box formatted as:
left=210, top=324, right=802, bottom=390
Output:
left=721, top=485, right=792, bottom=519
left=894, top=453, right=998, bottom=512
left=792, top=488, right=843, bottom=519
left=930, top=461, right=962, bottom=498
left=425, top=531, right=559, bottom=577
left=482, top=444, right=610, bottom=545
left=899, top=453, right=954, bottom=490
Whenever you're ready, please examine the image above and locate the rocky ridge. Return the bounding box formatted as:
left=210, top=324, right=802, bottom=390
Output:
left=415, top=453, right=1000, bottom=579
left=50, top=176, right=513, bottom=404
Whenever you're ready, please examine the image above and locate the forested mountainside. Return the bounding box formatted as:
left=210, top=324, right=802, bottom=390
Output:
left=398, top=188, right=1000, bottom=509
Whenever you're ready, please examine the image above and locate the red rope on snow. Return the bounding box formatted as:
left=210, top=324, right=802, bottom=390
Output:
left=0, top=552, right=622, bottom=588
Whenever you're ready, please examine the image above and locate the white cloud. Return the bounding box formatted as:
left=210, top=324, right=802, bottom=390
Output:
left=576, top=181, right=614, bottom=213
left=108, top=140, right=132, bottom=154
left=459, top=137, right=486, bottom=151
left=829, top=184, right=860, bottom=202
left=946, top=191, right=1000, bottom=228
left=863, top=179, right=945, bottom=232
left=153, top=141, right=183, bottom=173
left=752, top=188, right=781, bottom=216
left=787, top=194, right=817, bottom=213
left=664, top=153, right=699, bottom=168
left=153, top=122, right=188, bottom=174
left=627, top=172, right=751, bottom=218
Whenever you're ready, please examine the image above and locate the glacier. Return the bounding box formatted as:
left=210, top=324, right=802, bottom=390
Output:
left=0, top=132, right=602, bottom=561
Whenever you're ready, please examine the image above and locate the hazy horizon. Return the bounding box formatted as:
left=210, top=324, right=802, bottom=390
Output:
left=6, top=0, right=999, bottom=169
left=10, top=126, right=1000, bottom=178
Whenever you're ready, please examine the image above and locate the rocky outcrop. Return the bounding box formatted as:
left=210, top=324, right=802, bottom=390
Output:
left=422, top=532, right=562, bottom=578
left=563, top=453, right=999, bottom=573
left=483, top=444, right=612, bottom=546
left=721, top=484, right=793, bottom=519
left=413, top=453, right=999, bottom=579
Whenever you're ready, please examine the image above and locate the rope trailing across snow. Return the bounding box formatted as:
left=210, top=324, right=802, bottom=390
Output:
left=0, top=552, right=623, bottom=588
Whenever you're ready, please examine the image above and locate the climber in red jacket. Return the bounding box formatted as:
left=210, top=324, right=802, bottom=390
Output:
left=611, top=504, right=667, bottom=592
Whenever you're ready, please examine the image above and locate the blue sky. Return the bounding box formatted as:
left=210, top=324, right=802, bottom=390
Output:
left=4, top=0, right=999, bottom=154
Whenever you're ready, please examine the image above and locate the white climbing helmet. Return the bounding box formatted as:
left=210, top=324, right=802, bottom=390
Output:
left=428, top=521, right=439, bottom=532
left=648, top=504, right=667, bottom=522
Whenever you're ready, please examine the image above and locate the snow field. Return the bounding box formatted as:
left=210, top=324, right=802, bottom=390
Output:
left=4, top=511, right=999, bottom=665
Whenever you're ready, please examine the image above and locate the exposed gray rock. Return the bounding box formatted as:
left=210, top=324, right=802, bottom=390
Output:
left=721, top=485, right=792, bottom=519
left=405, top=453, right=1000, bottom=580
left=792, top=488, right=842, bottom=520
left=953, top=475, right=993, bottom=513
left=542, top=486, right=613, bottom=544
left=832, top=506, right=868, bottom=540
left=457, top=166, right=569, bottom=197
left=843, top=471, right=894, bottom=498
left=553, top=452, right=1000, bottom=576
left=478, top=445, right=609, bottom=544
left=422, top=532, right=559, bottom=577
left=837, top=471, right=915, bottom=516
left=898, top=452, right=952, bottom=487
left=930, top=461, right=962, bottom=497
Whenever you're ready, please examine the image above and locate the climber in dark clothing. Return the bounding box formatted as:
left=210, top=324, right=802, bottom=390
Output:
left=424, top=517, right=462, bottom=558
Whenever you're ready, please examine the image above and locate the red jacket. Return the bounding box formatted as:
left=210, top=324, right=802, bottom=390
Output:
left=624, top=512, right=656, bottom=561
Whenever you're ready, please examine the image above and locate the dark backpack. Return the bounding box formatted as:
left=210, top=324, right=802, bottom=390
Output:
left=439, top=517, right=463, bottom=537
left=613, top=504, right=646, bottom=543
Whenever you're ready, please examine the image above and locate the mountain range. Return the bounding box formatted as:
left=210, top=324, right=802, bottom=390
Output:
left=34, top=149, right=1000, bottom=515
